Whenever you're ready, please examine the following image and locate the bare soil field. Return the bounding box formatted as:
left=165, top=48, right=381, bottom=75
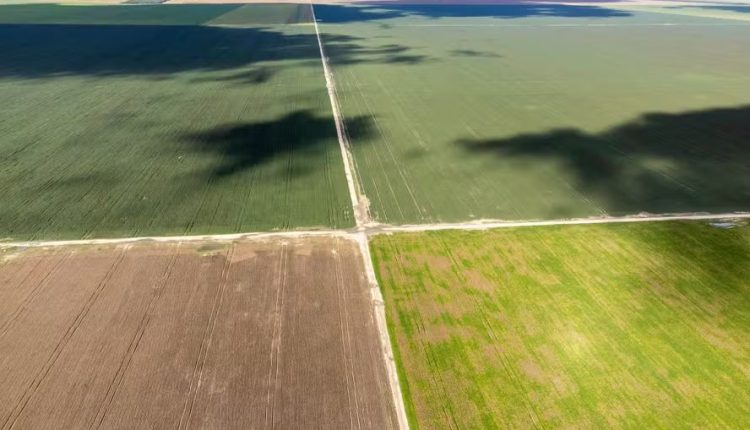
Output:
left=0, top=237, right=397, bottom=429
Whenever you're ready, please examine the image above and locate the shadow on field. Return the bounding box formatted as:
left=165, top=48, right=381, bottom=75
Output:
left=312, top=3, right=630, bottom=23
left=0, top=7, right=427, bottom=78
left=455, top=105, right=750, bottom=215
left=450, top=49, right=502, bottom=58
left=689, top=5, right=750, bottom=14
left=181, top=110, right=373, bottom=179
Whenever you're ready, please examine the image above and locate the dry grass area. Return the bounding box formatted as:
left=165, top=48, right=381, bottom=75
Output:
left=0, top=237, right=397, bottom=429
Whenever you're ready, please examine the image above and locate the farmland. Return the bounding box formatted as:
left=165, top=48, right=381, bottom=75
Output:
left=317, top=4, right=750, bottom=223
left=2, top=1, right=750, bottom=429
left=0, top=3, right=354, bottom=240
left=0, top=237, right=397, bottom=429
left=371, top=221, right=750, bottom=428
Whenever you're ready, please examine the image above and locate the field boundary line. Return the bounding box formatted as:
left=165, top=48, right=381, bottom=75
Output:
left=310, top=1, right=370, bottom=227
left=391, top=22, right=750, bottom=28
left=353, top=232, right=411, bottom=430
left=0, top=230, right=350, bottom=249
left=370, top=212, right=750, bottom=234
left=312, top=3, right=410, bottom=429
left=3, top=212, right=750, bottom=249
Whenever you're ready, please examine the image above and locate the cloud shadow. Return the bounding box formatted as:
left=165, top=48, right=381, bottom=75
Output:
left=179, top=109, right=374, bottom=179
left=0, top=6, right=429, bottom=79
left=455, top=105, right=750, bottom=215
left=313, top=3, right=630, bottom=24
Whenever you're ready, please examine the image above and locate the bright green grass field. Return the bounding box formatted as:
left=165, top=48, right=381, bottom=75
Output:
left=316, top=4, right=750, bottom=224
left=371, top=221, right=750, bottom=429
left=0, top=3, right=353, bottom=240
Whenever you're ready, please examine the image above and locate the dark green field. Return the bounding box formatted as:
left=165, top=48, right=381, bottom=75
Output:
left=0, top=3, right=354, bottom=240
left=372, top=221, right=750, bottom=428
left=317, top=4, right=750, bottom=223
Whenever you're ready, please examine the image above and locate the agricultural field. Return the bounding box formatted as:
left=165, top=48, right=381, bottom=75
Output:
left=0, top=3, right=355, bottom=240
left=371, top=221, right=750, bottom=428
left=317, top=4, right=750, bottom=224
left=614, top=3, right=750, bottom=22
left=2, top=1, right=750, bottom=429
left=0, top=237, right=397, bottom=429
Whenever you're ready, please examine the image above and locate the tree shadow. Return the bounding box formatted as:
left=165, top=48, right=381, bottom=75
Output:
left=179, top=110, right=374, bottom=179
left=313, top=3, right=630, bottom=24
left=455, top=105, right=750, bottom=215
left=0, top=6, right=428, bottom=79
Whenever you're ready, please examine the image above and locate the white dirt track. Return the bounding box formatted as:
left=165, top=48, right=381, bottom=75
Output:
left=4, top=212, right=750, bottom=249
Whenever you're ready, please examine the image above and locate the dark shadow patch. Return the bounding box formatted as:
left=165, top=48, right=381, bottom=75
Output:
left=322, top=36, right=430, bottom=65
left=455, top=105, right=750, bottom=215
left=191, top=66, right=279, bottom=85
left=0, top=14, right=427, bottom=79
left=313, top=3, right=630, bottom=24
left=123, top=0, right=168, bottom=5
left=450, top=49, right=502, bottom=58
left=688, top=5, right=750, bottom=14
left=385, top=54, right=430, bottom=64
left=180, top=110, right=374, bottom=179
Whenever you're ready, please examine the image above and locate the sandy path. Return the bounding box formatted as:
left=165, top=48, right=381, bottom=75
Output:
left=311, top=0, right=371, bottom=226
left=3, top=211, right=749, bottom=249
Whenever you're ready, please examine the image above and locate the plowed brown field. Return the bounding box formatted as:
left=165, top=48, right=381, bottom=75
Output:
left=0, top=238, right=397, bottom=429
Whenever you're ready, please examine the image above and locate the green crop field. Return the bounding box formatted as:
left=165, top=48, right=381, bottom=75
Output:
left=613, top=4, right=750, bottom=23
left=371, top=221, right=750, bottom=428
left=0, top=3, right=355, bottom=240
left=316, top=5, right=750, bottom=224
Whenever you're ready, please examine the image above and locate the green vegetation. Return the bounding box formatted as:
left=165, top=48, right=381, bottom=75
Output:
left=371, top=221, right=750, bottom=428
left=612, top=4, right=750, bottom=23
left=0, top=3, right=241, bottom=25
left=0, top=4, right=355, bottom=239
left=317, top=5, right=750, bottom=223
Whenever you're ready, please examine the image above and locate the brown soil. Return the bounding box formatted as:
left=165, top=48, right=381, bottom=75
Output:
left=0, top=238, right=396, bottom=429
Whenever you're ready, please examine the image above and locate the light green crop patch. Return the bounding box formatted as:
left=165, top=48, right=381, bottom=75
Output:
left=372, top=221, right=750, bottom=429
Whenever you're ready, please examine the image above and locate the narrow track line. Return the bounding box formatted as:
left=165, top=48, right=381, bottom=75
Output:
left=353, top=231, right=411, bottom=430
left=3, top=212, right=750, bottom=249
left=93, top=244, right=182, bottom=430
left=373, top=212, right=750, bottom=234
left=311, top=3, right=412, bottom=428
left=386, top=22, right=750, bottom=28
left=178, top=244, right=235, bottom=430
left=310, top=0, right=370, bottom=227
left=0, top=230, right=351, bottom=249
left=3, top=249, right=127, bottom=430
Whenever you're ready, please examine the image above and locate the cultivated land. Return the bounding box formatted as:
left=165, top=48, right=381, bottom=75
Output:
left=317, top=4, right=750, bottom=224
left=0, top=237, right=397, bottom=429
left=0, top=3, right=355, bottom=240
left=371, top=221, right=750, bottom=429
left=3, top=1, right=750, bottom=429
